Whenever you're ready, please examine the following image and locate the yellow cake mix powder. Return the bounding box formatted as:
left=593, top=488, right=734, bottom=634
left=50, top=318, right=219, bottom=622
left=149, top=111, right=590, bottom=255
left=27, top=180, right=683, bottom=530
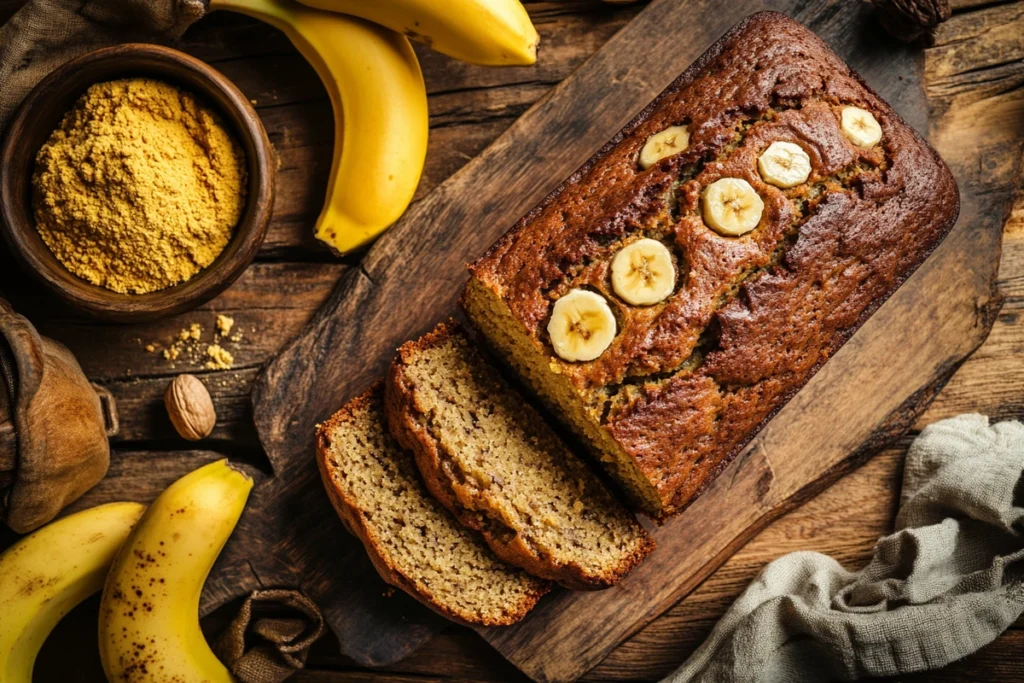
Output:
left=31, top=78, right=247, bottom=294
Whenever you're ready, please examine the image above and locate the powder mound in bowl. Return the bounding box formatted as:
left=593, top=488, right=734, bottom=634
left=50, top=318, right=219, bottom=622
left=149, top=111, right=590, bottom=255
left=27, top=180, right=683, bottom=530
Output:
left=31, top=78, right=248, bottom=295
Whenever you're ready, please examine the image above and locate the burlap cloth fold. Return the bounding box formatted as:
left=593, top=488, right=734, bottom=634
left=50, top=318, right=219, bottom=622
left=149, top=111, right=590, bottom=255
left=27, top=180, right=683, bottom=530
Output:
left=667, top=414, right=1024, bottom=683
left=0, top=0, right=207, bottom=133
left=215, top=589, right=326, bottom=683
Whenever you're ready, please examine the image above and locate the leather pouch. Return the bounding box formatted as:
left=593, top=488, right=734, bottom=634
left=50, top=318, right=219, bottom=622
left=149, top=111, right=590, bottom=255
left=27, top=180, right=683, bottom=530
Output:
left=0, top=297, right=117, bottom=533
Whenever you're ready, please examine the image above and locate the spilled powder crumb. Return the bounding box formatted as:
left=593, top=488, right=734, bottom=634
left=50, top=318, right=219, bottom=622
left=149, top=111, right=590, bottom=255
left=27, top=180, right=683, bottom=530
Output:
left=181, top=323, right=202, bottom=341
left=205, top=344, right=234, bottom=370
left=217, top=313, right=244, bottom=342
left=146, top=317, right=240, bottom=370
left=161, top=323, right=203, bottom=361
left=216, top=314, right=234, bottom=337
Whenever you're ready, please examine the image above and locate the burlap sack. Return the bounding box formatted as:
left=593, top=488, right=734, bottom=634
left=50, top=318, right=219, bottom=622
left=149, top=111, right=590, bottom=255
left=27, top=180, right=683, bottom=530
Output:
left=215, top=589, right=327, bottom=683
left=0, top=296, right=118, bottom=533
left=0, top=0, right=207, bottom=134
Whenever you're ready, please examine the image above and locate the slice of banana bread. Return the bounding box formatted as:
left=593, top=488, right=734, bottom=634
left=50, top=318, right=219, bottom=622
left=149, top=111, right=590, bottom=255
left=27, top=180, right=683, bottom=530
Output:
left=385, top=321, right=654, bottom=590
left=462, top=12, right=959, bottom=520
left=315, top=384, right=548, bottom=626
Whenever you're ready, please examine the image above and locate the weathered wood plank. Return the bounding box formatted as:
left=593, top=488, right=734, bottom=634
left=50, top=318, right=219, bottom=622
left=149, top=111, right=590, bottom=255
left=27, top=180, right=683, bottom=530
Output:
left=291, top=673, right=449, bottom=683
left=924, top=1, right=1023, bottom=90
left=300, top=448, right=904, bottom=682
left=248, top=0, right=946, bottom=671
left=472, top=0, right=1015, bottom=676
left=3, top=262, right=343, bottom=447
left=105, top=370, right=260, bottom=446
left=1, top=1, right=1022, bottom=681
left=61, top=449, right=263, bottom=511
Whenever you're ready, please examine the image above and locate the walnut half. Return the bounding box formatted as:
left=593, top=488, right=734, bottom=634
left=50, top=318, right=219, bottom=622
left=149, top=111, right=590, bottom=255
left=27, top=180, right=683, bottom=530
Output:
left=164, top=374, right=216, bottom=441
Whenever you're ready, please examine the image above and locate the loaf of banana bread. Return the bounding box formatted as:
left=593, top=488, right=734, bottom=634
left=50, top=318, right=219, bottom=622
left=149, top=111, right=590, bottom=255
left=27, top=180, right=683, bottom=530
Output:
left=462, top=12, right=959, bottom=520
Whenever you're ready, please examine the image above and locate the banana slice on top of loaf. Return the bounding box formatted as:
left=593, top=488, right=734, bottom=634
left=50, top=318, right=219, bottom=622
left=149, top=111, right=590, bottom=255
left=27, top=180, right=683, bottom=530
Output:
left=385, top=321, right=654, bottom=590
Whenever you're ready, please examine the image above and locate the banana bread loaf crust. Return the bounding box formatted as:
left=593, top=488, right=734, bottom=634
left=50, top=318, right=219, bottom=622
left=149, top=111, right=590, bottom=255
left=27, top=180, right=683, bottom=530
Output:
left=316, top=385, right=549, bottom=625
left=462, top=12, right=959, bottom=519
left=385, top=322, right=654, bottom=590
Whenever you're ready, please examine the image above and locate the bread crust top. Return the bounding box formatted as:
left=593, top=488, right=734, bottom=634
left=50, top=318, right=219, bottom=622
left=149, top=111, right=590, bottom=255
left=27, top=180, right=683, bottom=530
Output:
left=466, top=12, right=959, bottom=516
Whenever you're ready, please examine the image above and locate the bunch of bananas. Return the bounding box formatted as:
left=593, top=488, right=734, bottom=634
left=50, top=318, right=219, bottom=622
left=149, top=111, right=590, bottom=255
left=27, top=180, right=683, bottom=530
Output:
left=208, top=0, right=539, bottom=254
left=0, top=460, right=253, bottom=683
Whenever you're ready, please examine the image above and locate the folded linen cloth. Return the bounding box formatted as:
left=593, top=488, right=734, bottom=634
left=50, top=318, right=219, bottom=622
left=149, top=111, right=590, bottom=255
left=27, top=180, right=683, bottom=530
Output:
left=667, top=413, right=1024, bottom=683
left=0, top=0, right=206, bottom=134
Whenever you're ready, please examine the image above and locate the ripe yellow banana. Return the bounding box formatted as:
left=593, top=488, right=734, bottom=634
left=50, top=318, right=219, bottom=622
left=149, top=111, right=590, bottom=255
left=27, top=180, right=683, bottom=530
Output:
left=98, top=459, right=253, bottom=683
left=211, top=0, right=429, bottom=254
left=292, top=0, right=539, bottom=66
left=0, top=502, right=146, bottom=683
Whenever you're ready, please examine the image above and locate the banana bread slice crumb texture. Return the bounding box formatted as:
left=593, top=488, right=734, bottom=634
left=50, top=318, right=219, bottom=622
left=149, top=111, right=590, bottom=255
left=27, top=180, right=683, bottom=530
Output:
left=385, top=322, right=654, bottom=590
left=315, top=385, right=548, bottom=626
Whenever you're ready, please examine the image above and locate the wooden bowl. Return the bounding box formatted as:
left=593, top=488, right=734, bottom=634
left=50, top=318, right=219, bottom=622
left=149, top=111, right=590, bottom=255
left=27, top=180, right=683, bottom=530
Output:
left=0, top=44, right=275, bottom=322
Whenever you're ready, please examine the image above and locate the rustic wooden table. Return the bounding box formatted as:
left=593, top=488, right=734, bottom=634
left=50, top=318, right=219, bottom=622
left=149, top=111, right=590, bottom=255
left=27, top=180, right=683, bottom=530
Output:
left=1, top=0, right=1022, bottom=681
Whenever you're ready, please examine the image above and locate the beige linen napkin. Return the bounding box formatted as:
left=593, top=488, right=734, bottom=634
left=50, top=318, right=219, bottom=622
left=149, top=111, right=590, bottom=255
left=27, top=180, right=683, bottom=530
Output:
left=667, top=414, right=1024, bottom=682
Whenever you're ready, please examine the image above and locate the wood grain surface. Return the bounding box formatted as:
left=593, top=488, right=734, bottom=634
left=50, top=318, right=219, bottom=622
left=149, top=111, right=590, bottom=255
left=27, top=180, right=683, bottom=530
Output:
left=245, top=0, right=1017, bottom=678
left=0, top=0, right=1021, bottom=681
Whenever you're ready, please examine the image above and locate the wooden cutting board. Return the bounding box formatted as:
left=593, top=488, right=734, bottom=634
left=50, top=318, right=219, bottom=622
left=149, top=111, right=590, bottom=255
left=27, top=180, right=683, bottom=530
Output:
left=193, top=0, right=1022, bottom=679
